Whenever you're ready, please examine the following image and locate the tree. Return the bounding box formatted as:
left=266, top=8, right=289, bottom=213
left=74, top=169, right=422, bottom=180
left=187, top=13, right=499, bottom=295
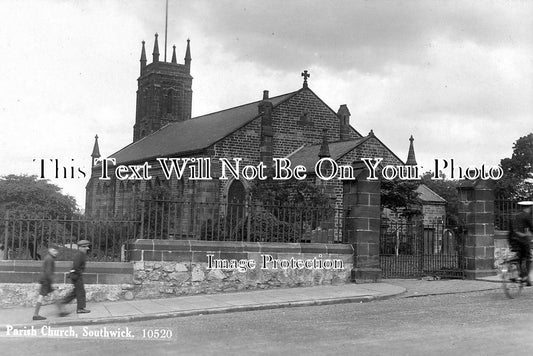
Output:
left=0, top=175, right=78, bottom=218
left=496, top=133, right=533, bottom=199
left=420, top=172, right=461, bottom=225
left=247, top=179, right=333, bottom=242
left=380, top=179, right=421, bottom=220
left=0, top=175, right=78, bottom=260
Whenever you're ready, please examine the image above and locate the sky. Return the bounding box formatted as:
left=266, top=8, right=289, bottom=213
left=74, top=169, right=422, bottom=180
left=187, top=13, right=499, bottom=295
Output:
left=1, top=0, right=532, bottom=210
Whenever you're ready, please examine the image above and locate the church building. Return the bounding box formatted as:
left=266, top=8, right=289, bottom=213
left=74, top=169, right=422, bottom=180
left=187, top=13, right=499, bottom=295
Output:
left=85, top=33, right=407, bottom=237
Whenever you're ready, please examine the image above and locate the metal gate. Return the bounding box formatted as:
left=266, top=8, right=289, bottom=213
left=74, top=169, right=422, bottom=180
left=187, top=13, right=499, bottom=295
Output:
left=379, top=221, right=465, bottom=279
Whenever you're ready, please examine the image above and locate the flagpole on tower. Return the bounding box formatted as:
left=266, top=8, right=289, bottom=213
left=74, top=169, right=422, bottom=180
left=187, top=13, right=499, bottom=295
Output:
left=164, top=0, right=168, bottom=62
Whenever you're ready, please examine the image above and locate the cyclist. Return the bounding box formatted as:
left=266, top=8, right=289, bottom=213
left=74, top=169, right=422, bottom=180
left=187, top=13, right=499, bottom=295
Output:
left=509, top=201, right=533, bottom=286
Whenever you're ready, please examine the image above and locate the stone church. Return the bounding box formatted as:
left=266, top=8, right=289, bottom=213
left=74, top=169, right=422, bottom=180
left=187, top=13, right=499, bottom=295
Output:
left=85, top=33, right=407, bottom=236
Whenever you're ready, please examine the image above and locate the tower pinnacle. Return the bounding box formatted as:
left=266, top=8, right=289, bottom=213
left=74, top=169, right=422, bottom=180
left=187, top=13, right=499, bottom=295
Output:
left=184, top=39, right=191, bottom=73
left=406, top=135, right=417, bottom=166
left=140, top=41, right=147, bottom=74
left=171, top=45, right=177, bottom=64
left=91, top=135, right=101, bottom=166
left=152, top=33, right=160, bottom=63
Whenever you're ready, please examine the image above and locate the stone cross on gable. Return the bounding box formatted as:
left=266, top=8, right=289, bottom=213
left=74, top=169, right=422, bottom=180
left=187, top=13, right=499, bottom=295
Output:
left=301, top=70, right=310, bottom=88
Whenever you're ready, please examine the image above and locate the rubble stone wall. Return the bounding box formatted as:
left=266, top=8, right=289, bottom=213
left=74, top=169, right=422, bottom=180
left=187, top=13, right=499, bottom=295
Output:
left=126, top=239, right=354, bottom=298
left=494, top=230, right=511, bottom=268
left=0, top=240, right=354, bottom=308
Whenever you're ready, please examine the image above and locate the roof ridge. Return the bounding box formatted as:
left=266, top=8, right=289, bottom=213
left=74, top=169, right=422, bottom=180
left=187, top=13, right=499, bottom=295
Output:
left=285, top=144, right=307, bottom=159
left=417, top=184, right=446, bottom=202
left=297, top=137, right=365, bottom=149
left=191, top=90, right=299, bottom=120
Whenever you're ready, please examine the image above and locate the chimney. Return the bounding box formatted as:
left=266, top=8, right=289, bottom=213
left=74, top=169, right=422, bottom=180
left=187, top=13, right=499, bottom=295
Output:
left=318, top=129, right=330, bottom=158
left=259, top=91, right=273, bottom=171
left=337, top=105, right=351, bottom=141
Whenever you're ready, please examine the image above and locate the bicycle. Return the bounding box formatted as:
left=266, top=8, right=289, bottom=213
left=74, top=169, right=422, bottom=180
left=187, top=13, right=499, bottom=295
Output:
left=500, top=256, right=525, bottom=298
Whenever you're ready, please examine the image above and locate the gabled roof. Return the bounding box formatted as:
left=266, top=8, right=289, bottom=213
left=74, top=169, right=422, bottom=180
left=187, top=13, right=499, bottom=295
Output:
left=416, top=184, right=446, bottom=203
left=112, top=91, right=297, bottom=164
left=286, top=137, right=370, bottom=172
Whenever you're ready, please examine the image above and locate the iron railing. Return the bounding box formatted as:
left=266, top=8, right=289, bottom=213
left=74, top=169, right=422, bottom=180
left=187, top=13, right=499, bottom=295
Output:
left=137, top=199, right=345, bottom=243
left=1, top=201, right=346, bottom=261
left=495, top=199, right=519, bottom=231
left=379, top=220, right=465, bottom=278
left=1, top=213, right=138, bottom=262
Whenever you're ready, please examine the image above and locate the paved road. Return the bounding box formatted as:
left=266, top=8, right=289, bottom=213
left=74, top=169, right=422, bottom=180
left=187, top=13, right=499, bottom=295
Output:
left=1, top=286, right=531, bottom=355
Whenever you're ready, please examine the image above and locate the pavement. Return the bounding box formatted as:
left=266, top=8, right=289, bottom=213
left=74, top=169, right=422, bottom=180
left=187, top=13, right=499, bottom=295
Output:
left=0, top=277, right=505, bottom=331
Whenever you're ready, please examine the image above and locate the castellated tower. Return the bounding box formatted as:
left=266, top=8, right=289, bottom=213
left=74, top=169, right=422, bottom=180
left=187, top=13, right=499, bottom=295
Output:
left=133, top=33, right=192, bottom=142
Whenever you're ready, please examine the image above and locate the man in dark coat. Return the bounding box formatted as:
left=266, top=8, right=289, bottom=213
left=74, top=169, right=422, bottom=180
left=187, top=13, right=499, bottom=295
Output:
left=509, top=201, right=533, bottom=285
left=32, top=248, right=58, bottom=320
left=58, top=240, right=91, bottom=315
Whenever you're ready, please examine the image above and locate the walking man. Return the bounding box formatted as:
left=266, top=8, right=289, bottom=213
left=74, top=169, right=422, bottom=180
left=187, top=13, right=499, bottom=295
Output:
left=32, top=247, right=58, bottom=320
left=59, top=240, right=91, bottom=315
left=509, top=201, right=533, bottom=285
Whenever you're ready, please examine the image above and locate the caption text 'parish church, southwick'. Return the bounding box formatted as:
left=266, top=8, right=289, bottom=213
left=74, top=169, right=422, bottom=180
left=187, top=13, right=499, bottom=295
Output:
left=84, top=33, right=408, bottom=219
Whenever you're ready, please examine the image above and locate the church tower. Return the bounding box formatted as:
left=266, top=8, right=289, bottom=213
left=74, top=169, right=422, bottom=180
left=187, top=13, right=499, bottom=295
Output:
left=133, top=34, right=193, bottom=142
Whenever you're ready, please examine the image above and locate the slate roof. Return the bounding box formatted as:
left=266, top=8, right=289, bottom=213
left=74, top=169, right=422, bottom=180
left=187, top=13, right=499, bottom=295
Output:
left=416, top=184, right=446, bottom=203
left=286, top=137, right=370, bottom=172
left=112, top=91, right=298, bottom=164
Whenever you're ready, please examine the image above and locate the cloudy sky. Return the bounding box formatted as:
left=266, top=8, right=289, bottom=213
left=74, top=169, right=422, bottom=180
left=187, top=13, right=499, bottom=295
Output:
left=1, top=0, right=532, bottom=209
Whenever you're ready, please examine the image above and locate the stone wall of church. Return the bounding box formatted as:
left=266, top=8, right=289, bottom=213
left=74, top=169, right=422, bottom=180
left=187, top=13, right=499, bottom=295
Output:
left=209, top=117, right=262, bottom=202
left=272, top=90, right=341, bottom=158
left=86, top=157, right=223, bottom=219
left=86, top=169, right=117, bottom=218
left=85, top=89, right=401, bottom=218
left=211, top=118, right=262, bottom=169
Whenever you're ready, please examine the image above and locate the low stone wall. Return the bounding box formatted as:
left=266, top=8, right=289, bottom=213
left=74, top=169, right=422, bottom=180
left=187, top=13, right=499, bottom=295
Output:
left=0, top=241, right=354, bottom=307
left=0, top=261, right=133, bottom=284
left=125, top=240, right=354, bottom=299
left=0, top=261, right=135, bottom=308
left=0, top=283, right=134, bottom=308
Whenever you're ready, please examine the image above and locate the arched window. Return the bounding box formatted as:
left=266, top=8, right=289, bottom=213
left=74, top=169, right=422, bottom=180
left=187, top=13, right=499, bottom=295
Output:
left=228, top=180, right=246, bottom=204
left=227, top=180, right=246, bottom=221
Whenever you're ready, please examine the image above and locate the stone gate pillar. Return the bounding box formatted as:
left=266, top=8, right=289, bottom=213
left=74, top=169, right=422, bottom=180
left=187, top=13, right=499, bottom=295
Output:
left=344, top=162, right=381, bottom=282
left=457, top=180, right=496, bottom=279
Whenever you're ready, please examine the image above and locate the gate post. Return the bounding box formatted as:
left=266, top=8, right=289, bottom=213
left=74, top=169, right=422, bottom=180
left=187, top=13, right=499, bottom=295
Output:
left=457, top=180, right=496, bottom=279
left=344, top=163, right=381, bottom=283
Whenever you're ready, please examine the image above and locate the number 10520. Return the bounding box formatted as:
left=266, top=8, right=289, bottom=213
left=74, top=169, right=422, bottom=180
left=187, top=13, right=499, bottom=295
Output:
left=141, top=328, right=173, bottom=339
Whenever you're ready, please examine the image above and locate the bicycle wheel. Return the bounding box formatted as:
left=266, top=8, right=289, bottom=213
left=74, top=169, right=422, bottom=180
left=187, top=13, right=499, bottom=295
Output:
left=501, top=262, right=523, bottom=299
